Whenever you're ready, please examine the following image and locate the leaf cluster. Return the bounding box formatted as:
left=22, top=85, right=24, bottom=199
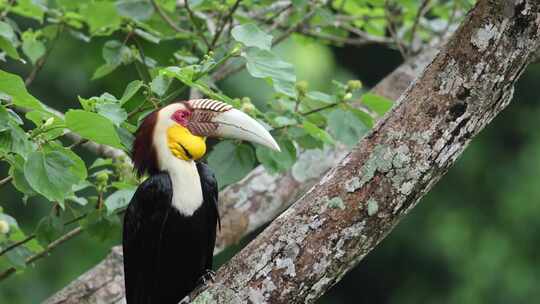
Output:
left=0, top=0, right=469, bottom=280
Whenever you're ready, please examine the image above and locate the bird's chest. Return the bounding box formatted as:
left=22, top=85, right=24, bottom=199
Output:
left=169, top=167, right=203, bottom=216
left=160, top=156, right=203, bottom=216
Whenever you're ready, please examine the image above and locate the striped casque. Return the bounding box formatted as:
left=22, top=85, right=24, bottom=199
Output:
left=184, top=99, right=232, bottom=137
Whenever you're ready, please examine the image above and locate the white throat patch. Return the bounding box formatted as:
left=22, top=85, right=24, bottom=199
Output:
left=153, top=105, right=204, bottom=216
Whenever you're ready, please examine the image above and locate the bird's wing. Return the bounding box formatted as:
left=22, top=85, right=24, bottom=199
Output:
left=197, top=162, right=220, bottom=269
left=123, top=172, right=173, bottom=304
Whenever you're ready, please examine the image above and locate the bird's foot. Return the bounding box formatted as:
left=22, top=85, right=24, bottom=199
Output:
left=197, top=269, right=216, bottom=286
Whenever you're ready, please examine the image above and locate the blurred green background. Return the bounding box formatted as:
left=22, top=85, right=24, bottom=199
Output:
left=1, top=29, right=539, bottom=304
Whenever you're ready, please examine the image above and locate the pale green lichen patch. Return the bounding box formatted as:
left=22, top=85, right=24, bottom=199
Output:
left=356, top=143, right=416, bottom=196
left=392, top=145, right=410, bottom=168
left=410, top=131, right=432, bottom=145
left=367, top=199, right=379, bottom=216
left=357, top=145, right=394, bottom=188
left=345, top=177, right=361, bottom=193
left=190, top=290, right=216, bottom=304
left=327, top=197, right=346, bottom=209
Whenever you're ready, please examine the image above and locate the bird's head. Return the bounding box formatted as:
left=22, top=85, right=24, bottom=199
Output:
left=132, top=99, right=280, bottom=176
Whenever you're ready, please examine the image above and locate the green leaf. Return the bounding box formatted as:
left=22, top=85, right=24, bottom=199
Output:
left=103, top=40, right=132, bottom=66
left=9, top=154, right=36, bottom=197
left=327, top=108, right=369, bottom=147
left=105, top=188, right=135, bottom=214
left=35, top=215, right=64, bottom=244
left=24, top=151, right=84, bottom=203
left=80, top=210, right=121, bottom=241
left=0, top=21, right=16, bottom=42
left=80, top=2, right=122, bottom=35
left=65, top=110, right=123, bottom=149
left=0, top=70, right=43, bottom=110
left=349, top=107, right=374, bottom=128
left=120, top=80, right=144, bottom=104
left=21, top=31, right=46, bottom=64
left=116, top=0, right=155, bottom=21
left=0, top=109, right=35, bottom=158
left=96, top=103, right=127, bottom=126
left=207, top=141, right=256, bottom=187
left=307, top=91, right=337, bottom=104
left=5, top=246, right=30, bottom=269
left=92, top=64, right=119, bottom=80
left=10, top=0, right=45, bottom=22
left=303, top=121, right=334, bottom=145
left=66, top=195, right=88, bottom=206
left=116, top=126, right=135, bottom=151
left=7, top=224, right=42, bottom=253
left=243, top=48, right=296, bottom=97
left=231, top=23, right=273, bottom=50
left=156, top=0, right=176, bottom=12
left=134, top=28, right=161, bottom=44
left=150, top=74, right=171, bottom=96
left=362, top=93, right=394, bottom=116
left=0, top=37, right=20, bottom=60
left=90, top=158, right=113, bottom=169
left=256, top=138, right=296, bottom=173
left=0, top=106, right=12, bottom=131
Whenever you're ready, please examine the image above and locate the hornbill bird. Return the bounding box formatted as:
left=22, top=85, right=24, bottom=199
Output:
left=123, top=99, right=280, bottom=304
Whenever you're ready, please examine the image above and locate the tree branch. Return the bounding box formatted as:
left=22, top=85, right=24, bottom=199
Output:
left=0, top=227, right=82, bottom=281
left=42, top=38, right=439, bottom=304
left=183, top=1, right=540, bottom=302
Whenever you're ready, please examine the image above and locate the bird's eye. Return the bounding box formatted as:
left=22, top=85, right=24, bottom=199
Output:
left=172, top=110, right=191, bottom=126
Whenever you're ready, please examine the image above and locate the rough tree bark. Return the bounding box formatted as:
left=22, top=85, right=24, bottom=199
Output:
left=45, top=0, right=540, bottom=302
left=182, top=0, right=540, bottom=303
left=43, top=51, right=436, bottom=304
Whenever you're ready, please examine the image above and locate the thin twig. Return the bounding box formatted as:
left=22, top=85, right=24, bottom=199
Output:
left=0, top=176, right=12, bottom=187
left=132, top=36, right=152, bottom=84
left=409, top=0, right=431, bottom=52
left=0, top=227, right=82, bottom=281
left=0, top=208, right=126, bottom=281
left=25, top=24, right=64, bottom=86
left=184, top=0, right=211, bottom=48
left=266, top=3, right=293, bottom=31
left=209, top=0, right=242, bottom=50
left=0, top=212, right=85, bottom=258
left=385, top=2, right=409, bottom=59
left=0, top=234, right=34, bottom=256
left=150, top=0, right=190, bottom=33
left=273, top=6, right=318, bottom=45
left=300, top=102, right=341, bottom=116
left=300, top=29, right=392, bottom=46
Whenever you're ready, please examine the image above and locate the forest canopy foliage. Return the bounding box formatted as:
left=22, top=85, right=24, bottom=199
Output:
left=0, top=0, right=474, bottom=301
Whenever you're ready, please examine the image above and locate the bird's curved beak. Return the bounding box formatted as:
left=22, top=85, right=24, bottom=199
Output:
left=211, top=108, right=280, bottom=151
left=186, top=100, right=280, bottom=152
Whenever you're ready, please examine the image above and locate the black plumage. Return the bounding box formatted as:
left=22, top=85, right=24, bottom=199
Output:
left=123, top=162, right=219, bottom=304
